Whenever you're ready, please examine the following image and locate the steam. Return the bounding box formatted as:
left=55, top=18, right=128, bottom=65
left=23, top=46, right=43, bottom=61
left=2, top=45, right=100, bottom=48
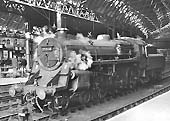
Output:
left=68, top=33, right=93, bottom=70
left=76, top=33, right=90, bottom=42
left=68, top=50, right=93, bottom=70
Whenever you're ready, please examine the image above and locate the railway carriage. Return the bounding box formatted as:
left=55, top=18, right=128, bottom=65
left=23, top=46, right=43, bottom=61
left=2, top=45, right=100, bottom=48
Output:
left=9, top=28, right=165, bottom=113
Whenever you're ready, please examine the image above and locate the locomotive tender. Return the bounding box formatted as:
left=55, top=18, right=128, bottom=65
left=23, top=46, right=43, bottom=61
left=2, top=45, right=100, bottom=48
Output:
left=9, top=28, right=165, bottom=112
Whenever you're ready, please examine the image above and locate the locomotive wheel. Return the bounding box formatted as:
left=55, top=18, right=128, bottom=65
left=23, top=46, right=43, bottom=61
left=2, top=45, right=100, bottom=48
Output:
left=117, top=69, right=128, bottom=93
left=79, top=91, right=90, bottom=105
left=90, top=87, right=101, bottom=104
left=116, top=67, right=132, bottom=95
left=54, top=95, right=70, bottom=111
left=61, top=97, right=70, bottom=110
left=155, top=70, right=162, bottom=82
left=97, top=87, right=107, bottom=103
left=151, top=70, right=161, bottom=83
left=127, top=68, right=137, bottom=91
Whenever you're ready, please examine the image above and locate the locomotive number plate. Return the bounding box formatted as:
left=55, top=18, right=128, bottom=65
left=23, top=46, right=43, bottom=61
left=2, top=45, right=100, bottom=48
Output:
left=41, top=46, right=53, bottom=51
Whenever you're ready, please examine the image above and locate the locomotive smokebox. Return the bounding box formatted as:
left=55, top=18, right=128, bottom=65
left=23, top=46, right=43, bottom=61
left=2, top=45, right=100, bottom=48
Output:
left=56, top=28, right=68, bottom=40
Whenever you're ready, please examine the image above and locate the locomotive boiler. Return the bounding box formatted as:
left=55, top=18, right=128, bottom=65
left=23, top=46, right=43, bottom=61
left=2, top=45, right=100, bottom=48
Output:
left=9, top=28, right=165, bottom=112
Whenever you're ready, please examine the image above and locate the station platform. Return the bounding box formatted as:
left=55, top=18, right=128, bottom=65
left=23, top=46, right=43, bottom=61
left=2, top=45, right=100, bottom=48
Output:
left=0, top=78, right=28, bottom=85
left=107, top=90, right=170, bottom=121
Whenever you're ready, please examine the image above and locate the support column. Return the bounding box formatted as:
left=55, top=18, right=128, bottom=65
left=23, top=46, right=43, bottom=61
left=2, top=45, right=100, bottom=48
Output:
left=24, top=22, right=30, bottom=70
left=26, top=37, right=30, bottom=70
left=112, top=26, right=115, bottom=39
left=57, top=12, right=62, bottom=29
left=112, top=18, right=116, bottom=39
left=129, top=27, right=132, bottom=37
left=121, top=24, right=125, bottom=36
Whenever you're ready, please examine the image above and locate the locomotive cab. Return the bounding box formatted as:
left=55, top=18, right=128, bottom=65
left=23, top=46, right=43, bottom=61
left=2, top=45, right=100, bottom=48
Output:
left=145, top=44, right=159, bottom=57
left=145, top=44, right=165, bottom=77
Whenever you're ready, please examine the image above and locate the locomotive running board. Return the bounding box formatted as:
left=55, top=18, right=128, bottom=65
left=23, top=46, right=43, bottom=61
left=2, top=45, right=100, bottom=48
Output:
left=93, top=58, right=137, bottom=65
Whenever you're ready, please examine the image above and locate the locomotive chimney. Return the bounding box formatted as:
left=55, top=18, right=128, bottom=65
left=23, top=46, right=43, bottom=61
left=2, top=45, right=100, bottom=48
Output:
left=56, top=28, right=68, bottom=39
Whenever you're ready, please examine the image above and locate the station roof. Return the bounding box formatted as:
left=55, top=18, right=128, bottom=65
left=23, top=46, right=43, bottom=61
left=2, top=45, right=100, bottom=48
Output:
left=0, top=11, right=25, bottom=31
left=82, top=0, right=170, bottom=38
left=0, top=0, right=170, bottom=39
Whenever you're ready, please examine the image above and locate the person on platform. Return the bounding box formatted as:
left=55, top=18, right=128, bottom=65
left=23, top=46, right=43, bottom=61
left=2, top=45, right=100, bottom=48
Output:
left=18, top=56, right=27, bottom=77
left=11, top=57, right=18, bottom=78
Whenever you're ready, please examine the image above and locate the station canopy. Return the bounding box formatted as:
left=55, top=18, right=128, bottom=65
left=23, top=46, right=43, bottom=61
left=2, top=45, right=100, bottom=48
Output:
left=0, top=11, right=25, bottom=31
left=0, top=0, right=170, bottom=38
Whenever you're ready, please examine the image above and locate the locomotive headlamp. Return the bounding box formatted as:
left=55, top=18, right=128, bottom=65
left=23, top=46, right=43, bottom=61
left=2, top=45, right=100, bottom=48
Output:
left=9, top=84, right=23, bottom=97
left=36, top=87, right=56, bottom=100
left=9, top=86, right=16, bottom=97
left=71, top=70, right=76, bottom=79
left=116, top=44, right=121, bottom=55
left=36, top=88, right=46, bottom=100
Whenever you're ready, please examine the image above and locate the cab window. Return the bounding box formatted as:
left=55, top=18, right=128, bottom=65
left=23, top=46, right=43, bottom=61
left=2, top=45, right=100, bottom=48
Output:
left=146, top=46, right=157, bottom=54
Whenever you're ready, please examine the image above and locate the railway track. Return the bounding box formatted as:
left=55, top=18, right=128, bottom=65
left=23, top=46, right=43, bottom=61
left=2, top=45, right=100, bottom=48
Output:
left=0, top=84, right=22, bottom=115
left=0, top=70, right=170, bottom=121
left=0, top=92, right=20, bottom=111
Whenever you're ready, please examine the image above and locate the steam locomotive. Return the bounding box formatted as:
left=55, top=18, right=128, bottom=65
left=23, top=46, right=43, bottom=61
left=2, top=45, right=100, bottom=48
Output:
left=9, top=28, right=165, bottom=112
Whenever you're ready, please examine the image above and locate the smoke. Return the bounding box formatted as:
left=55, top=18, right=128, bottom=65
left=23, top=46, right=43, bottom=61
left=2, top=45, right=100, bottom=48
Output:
left=76, top=33, right=90, bottom=42
left=66, top=34, right=93, bottom=70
